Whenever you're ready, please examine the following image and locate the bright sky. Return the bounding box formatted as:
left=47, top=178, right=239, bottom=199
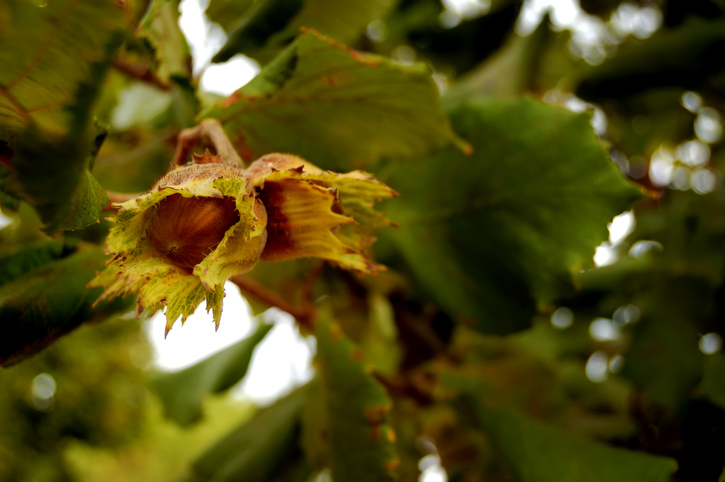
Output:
left=146, top=282, right=315, bottom=405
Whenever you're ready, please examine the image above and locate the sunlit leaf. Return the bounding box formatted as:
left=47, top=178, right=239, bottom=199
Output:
left=152, top=321, right=273, bottom=426
left=0, top=0, right=130, bottom=233
left=385, top=98, right=644, bottom=334
left=202, top=29, right=465, bottom=170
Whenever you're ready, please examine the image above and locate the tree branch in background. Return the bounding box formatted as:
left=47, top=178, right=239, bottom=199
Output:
left=104, top=191, right=143, bottom=211
left=113, top=56, right=171, bottom=91
left=230, top=274, right=316, bottom=329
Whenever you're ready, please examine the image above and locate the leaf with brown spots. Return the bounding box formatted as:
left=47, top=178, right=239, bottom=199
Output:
left=311, top=317, right=399, bottom=481
left=201, top=29, right=466, bottom=171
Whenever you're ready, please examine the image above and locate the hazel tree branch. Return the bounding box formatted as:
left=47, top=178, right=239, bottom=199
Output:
left=230, top=274, right=316, bottom=329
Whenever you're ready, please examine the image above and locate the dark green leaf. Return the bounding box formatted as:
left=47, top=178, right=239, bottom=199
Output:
left=385, top=99, right=644, bottom=334
left=205, top=0, right=255, bottom=30
left=574, top=17, right=725, bottom=102
left=152, top=321, right=273, bottom=426
left=214, top=0, right=398, bottom=63
left=699, top=353, right=725, bottom=411
left=191, top=387, right=306, bottom=482
left=313, top=317, right=398, bottom=481
left=14, top=123, right=110, bottom=234
left=0, top=239, right=66, bottom=285
left=212, top=0, right=305, bottom=63
left=441, top=17, right=551, bottom=110
left=0, top=246, right=131, bottom=366
left=202, top=29, right=465, bottom=170
left=468, top=403, right=678, bottom=482
left=622, top=321, right=706, bottom=409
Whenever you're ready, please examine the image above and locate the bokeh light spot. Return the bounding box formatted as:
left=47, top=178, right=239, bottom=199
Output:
left=30, top=373, right=56, bottom=411
left=699, top=333, right=723, bottom=355
left=590, top=318, right=620, bottom=341
left=586, top=351, right=609, bottom=383
left=551, top=307, right=574, bottom=329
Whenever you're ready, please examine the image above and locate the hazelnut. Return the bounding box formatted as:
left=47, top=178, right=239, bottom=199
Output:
left=146, top=194, right=240, bottom=270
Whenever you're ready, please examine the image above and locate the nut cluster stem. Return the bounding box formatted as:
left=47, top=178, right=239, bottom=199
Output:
left=172, top=119, right=245, bottom=169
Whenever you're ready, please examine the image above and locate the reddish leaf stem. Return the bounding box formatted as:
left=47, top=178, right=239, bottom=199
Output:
left=230, top=274, right=316, bottom=329
left=113, top=56, right=171, bottom=91
left=104, top=191, right=143, bottom=211
left=172, top=119, right=245, bottom=169
left=373, top=372, right=434, bottom=406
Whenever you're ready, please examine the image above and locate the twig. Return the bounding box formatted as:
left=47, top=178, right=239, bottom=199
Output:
left=104, top=191, right=143, bottom=211
left=230, top=274, right=316, bottom=328
left=172, top=119, right=245, bottom=169
left=373, top=372, right=434, bottom=406
left=113, top=56, right=171, bottom=91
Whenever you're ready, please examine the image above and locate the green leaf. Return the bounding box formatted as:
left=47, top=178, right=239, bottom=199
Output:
left=205, top=0, right=255, bottom=30
left=201, top=29, right=465, bottom=171
left=573, top=17, right=725, bottom=101
left=137, top=0, right=192, bottom=83
left=385, top=99, right=644, bottom=334
left=214, top=0, right=397, bottom=63
left=0, top=0, right=129, bottom=233
left=213, top=0, right=305, bottom=63
left=441, top=17, right=551, bottom=110
left=623, top=318, right=705, bottom=409
left=152, top=321, right=273, bottom=426
left=0, top=246, right=131, bottom=366
left=467, top=404, right=678, bottom=482
left=191, top=387, right=307, bottom=482
left=313, top=317, right=399, bottom=481
left=699, top=353, right=725, bottom=411
left=0, top=0, right=130, bottom=139
left=0, top=239, right=65, bottom=285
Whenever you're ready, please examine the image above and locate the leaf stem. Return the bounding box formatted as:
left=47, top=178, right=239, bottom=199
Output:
left=172, top=119, right=245, bottom=169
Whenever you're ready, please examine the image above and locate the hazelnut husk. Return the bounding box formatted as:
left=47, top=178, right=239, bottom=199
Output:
left=146, top=194, right=240, bottom=270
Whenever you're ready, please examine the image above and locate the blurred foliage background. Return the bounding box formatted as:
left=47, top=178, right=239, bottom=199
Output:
left=1, top=0, right=725, bottom=480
